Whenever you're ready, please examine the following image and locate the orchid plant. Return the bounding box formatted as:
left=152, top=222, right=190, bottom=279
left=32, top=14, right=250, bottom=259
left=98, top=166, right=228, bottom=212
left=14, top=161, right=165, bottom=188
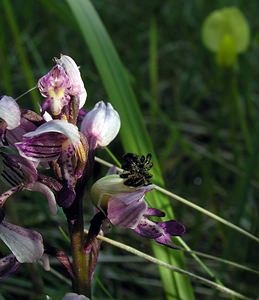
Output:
left=0, top=55, right=185, bottom=299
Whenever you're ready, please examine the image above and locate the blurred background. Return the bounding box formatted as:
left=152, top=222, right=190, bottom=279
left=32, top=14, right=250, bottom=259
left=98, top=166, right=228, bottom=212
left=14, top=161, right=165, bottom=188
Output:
left=0, top=0, right=259, bottom=299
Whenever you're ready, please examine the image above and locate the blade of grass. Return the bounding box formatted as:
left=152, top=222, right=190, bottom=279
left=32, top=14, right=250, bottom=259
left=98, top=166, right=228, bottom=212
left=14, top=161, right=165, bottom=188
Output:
left=149, top=16, right=159, bottom=118
left=84, top=230, right=252, bottom=300
left=66, top=1, right=195, bottom=299
left=0, top=16, right=13, bottom=95
left=2, top=0, right=40, bottom=111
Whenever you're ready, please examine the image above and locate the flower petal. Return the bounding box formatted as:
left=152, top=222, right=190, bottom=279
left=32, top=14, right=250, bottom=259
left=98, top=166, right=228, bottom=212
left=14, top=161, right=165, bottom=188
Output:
left=134, top=218, right=185, bottom=248
left=28, top=181, right=57, bottom=215
left=111, top=185, right=153, bottom=205
left=0, top=152, right=38, bottom=186
left=0, top=221, right=44, bottom=263
left=108, top=196, right=147, bottom=228
left=0, top=96, right=21, bottom=130
left=56, top=55, right=87, bottom=108
left=157, top=220, right=185, bottom=236
left=63, top=293, right=89, bottom=300
left=81, top=101, right=120, bottom=148
left=0, top=255, right=20, bottom=278
left=97, top=103, right=121, bottom=147
left=16, top=132, right=65, bottom=162
left=23, top=120, right=80, bottom=146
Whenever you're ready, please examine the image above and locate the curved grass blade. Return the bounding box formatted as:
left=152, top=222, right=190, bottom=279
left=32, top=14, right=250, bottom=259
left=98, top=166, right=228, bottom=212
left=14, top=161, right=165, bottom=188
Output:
left=66, top=0, right=195, bottom=299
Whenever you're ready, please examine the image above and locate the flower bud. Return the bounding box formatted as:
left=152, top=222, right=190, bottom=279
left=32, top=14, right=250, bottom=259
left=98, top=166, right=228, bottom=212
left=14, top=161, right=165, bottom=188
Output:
left=81, top=101, right=120, bottom=148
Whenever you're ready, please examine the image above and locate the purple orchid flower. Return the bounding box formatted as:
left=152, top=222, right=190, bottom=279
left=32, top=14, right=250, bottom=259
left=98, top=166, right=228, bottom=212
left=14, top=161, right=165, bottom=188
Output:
left=38, top=55, right=87, bottom=117
left=91, top=174, right=185, bottom=248
left=16, top=119, right=88, bottom=207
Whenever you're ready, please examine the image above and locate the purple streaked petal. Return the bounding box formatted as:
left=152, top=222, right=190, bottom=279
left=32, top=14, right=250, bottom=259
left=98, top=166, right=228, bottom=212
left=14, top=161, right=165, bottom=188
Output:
left=0, top=96, right=21, bottom=130
left=108, top=197, right=147, bottom=228
left=1, top=152, right=38, bottom=185
left=0, top=255, right=20, bottom=279
left=28, top=181, right=57, bottom=215
left=16, top=133, right=65, bottom=162
left=23, top=120, right=80, bottom=146
left=0, top=221, right=44, bottom=263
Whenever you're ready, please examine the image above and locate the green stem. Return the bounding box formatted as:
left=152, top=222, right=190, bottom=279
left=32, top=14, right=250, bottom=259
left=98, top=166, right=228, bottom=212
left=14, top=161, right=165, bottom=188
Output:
left=68, top=196, right=90, bottom=296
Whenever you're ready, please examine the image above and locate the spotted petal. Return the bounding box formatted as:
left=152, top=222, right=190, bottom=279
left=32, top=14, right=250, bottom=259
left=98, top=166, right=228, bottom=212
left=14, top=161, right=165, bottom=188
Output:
left=0, top=221, right=44, bottom=263
left=134, top=218, right=185, bottom=248
left=16, top=120, right=80, bottom=162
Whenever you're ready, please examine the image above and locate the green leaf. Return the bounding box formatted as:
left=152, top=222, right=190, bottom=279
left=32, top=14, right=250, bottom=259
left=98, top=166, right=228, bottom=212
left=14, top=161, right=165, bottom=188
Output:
left=202, top=7, right=250, bottom=54
left=66, top=0, right=195, bottom=299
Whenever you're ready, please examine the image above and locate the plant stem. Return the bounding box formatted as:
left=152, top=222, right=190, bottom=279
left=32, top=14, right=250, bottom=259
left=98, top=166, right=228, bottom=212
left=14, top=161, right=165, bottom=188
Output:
left=67, top=195, right=90, bottom=297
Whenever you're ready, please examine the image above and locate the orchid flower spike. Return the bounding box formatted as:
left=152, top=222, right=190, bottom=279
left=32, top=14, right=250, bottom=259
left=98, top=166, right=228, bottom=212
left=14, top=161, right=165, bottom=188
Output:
left=81, top=101, right=121, bottom=149
left=91, top=153, right=185, bottom=248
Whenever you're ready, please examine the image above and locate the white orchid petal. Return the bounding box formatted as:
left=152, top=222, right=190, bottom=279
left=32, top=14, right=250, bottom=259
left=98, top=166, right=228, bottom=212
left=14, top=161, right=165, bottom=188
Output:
left=0, top=221, right=44, bottom=263
left=0, top=96, right=21, bottom=129
left=56, top=55, right=87, bottom=108
left=98, top=103, right=121, bottom=147
left=81, top=101, right=120, bottom=148
left=24, top=120, right=80, bottom=146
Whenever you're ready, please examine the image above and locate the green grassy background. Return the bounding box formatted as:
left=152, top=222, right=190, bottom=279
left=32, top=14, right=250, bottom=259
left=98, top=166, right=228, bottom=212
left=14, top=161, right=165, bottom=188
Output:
left=0, top=0, right=258, bottom=299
